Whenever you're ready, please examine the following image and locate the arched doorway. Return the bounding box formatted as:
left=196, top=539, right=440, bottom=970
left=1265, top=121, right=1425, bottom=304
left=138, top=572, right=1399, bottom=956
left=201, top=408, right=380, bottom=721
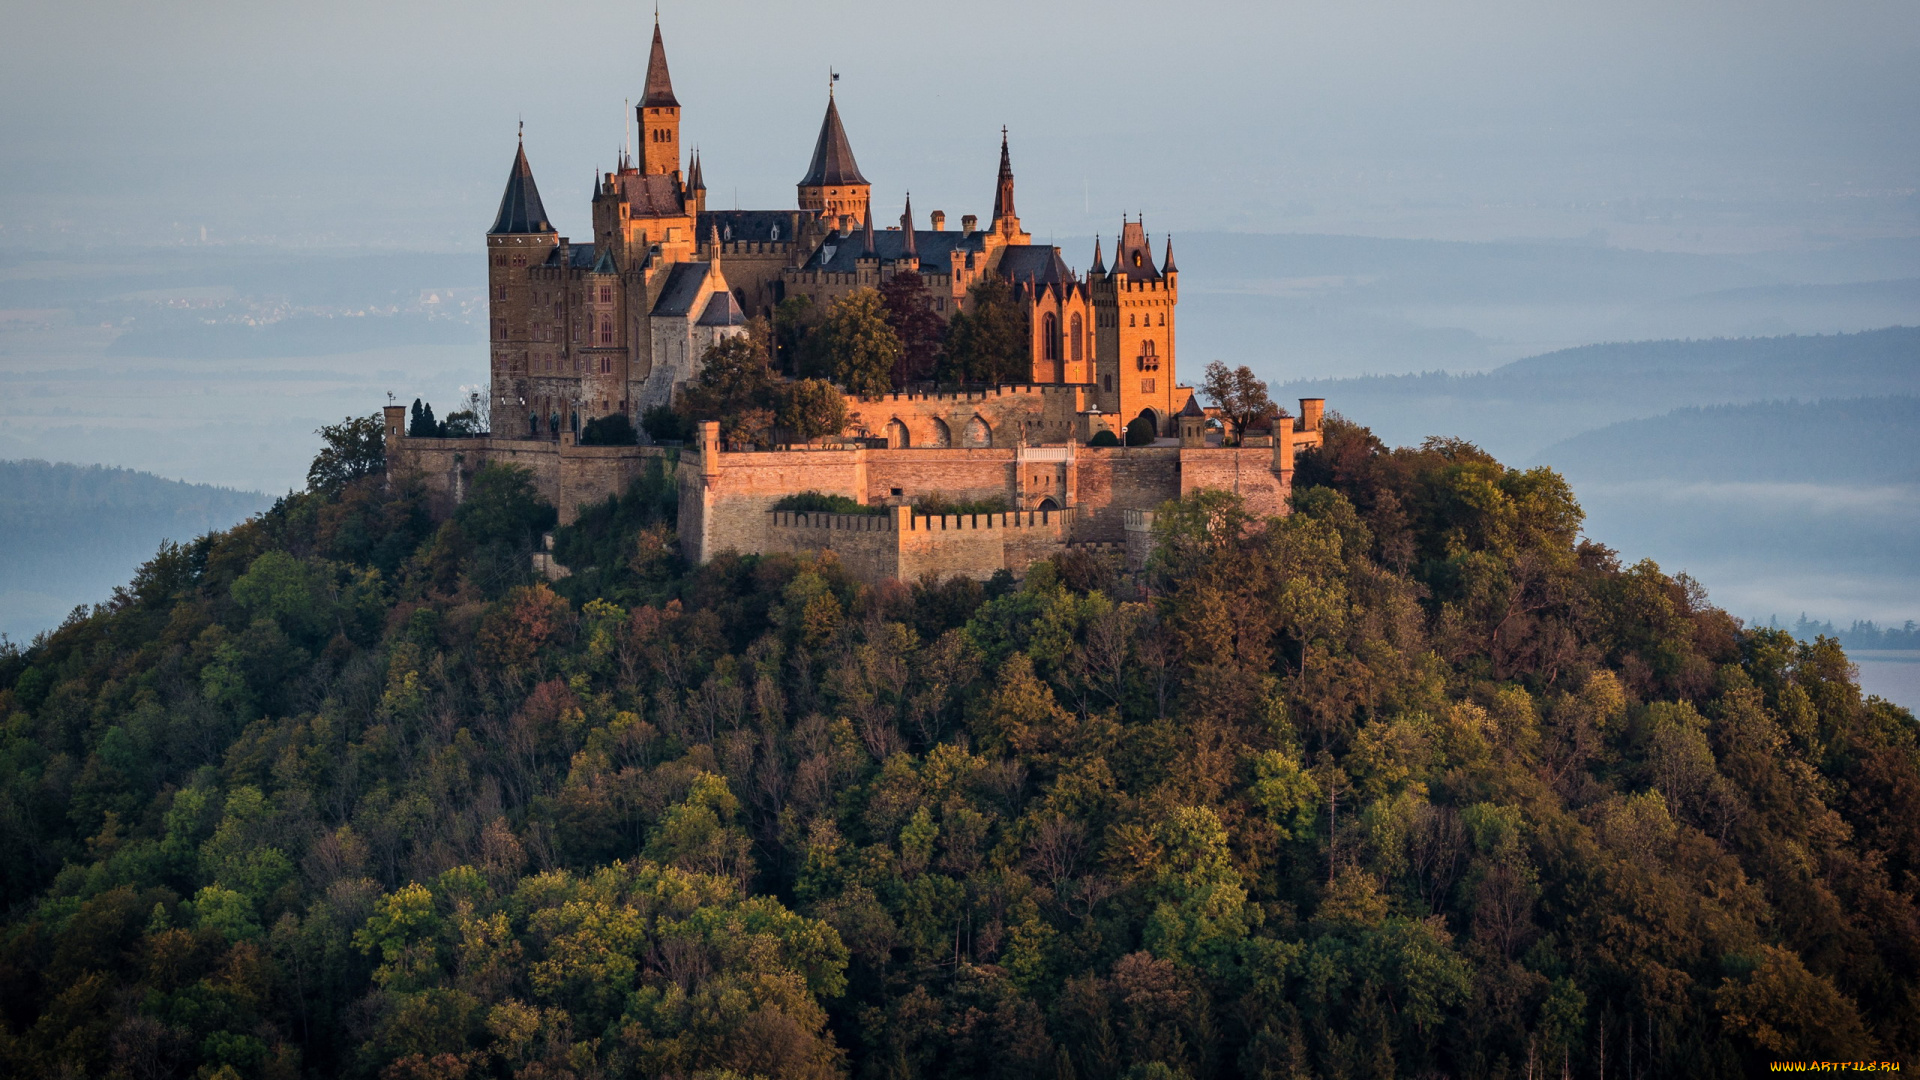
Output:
left=1037, top=496, right=1060, bottom=512
left=886, top=418, right=910, bottom=448
left=930, top=418, right=952, bottom=448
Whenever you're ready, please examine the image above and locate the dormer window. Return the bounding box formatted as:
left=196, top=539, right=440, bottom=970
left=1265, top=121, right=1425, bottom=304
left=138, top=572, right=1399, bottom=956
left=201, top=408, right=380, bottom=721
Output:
left=1132, top=252, right=1142, bottom=267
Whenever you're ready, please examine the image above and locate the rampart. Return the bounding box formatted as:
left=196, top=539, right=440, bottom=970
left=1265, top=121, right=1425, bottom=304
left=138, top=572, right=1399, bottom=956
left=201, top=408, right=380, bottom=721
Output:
left=763, top=505, right=1073, bottom=582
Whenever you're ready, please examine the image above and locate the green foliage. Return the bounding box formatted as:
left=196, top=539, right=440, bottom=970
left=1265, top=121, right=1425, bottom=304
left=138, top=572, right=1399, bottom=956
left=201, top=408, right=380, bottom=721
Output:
left=815, top=288, right=902, bottom=398
left=914, top=493, right=1010, bottom=517
left=1200, top=361, right=1277, bottom=441
left=942, top=275, right=1031, bottom=385
left=1088, top=429, right=1120, bottom=447
left=307, top=411, right=386, bottom=493
left=1126, top=416, right=1158, bottom=446
left=878, top=269, right=946, bottom=384
left=775, top=377, right=850, bottom=442
left=772, top=491, right=884, bottom=515
left=579, top=412, right=638, bottom=446
left=2, top=414, right=1918, bottom=1080
left=641, top=403, right=693, bottom=443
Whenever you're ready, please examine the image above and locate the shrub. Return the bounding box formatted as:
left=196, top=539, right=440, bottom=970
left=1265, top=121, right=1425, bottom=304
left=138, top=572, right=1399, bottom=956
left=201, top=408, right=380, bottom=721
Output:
left=772, top=491, right=885, bottom=515
left=915, top=493, right=1009, bottom=517
left=1126, top=416, right=1158, bottom=446
left=1088, top=429, right=1120, bottom=447
left=580, top=414, right=639, bottom=446
left=642, top=405, right=691, bottom=443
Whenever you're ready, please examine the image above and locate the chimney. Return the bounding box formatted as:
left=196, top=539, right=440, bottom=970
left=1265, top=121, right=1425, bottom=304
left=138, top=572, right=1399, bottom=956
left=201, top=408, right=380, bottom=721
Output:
left=961, top=214, right=978, bottom=236
left=931, top=210, right=946, bottom=231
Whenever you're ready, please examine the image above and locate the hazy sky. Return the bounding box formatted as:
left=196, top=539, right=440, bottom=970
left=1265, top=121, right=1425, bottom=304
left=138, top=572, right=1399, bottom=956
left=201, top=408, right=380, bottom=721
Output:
left=2, top=0, right=1917, bottom=251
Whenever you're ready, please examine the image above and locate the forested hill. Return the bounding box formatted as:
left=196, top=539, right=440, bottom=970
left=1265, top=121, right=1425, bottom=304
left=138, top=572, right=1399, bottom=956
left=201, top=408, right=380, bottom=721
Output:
left=2, top=418, right=1918, bottom=1079
left=0, top=460, right=273, bottom=642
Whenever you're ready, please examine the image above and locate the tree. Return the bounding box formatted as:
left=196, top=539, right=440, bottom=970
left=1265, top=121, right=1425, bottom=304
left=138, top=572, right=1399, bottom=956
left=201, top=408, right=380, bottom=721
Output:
left=816, top=289, right=902, bottom=398
left=1126, top=416, right=1157, bottom=446
left=1200, top=362, right=1277, bottom=444
left=580, top=414, right=639, bottom=446
left=408, top=398, right=439, bottom=437
left=775, top=379, right=848, bottom=442
left=943, top=275, right=1030, bottom=385
left=773, top=294, right=825, bottom=377
left=307, top=411, right=385, bottom=493
left=679, top=334, right=779, bottom=445
left=877, top=270, right=945, bottom=386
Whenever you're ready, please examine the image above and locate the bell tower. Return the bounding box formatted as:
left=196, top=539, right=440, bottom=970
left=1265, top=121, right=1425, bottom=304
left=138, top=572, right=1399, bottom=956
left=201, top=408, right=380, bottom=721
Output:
left=637, top=16, right=681, bottom=177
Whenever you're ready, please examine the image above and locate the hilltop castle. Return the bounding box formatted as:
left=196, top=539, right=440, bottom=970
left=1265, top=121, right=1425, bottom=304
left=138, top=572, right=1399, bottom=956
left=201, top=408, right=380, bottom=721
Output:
left=386, top=18, right=1327, bottom=582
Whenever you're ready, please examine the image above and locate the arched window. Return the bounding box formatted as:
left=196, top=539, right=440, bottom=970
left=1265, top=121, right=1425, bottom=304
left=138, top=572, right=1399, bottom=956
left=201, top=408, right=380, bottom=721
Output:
left=599, top=317, right=613, bottom=344
left=965, top=415, right=991, bottom=447
left=1159, top=312, right=1166, bottom=326
left=1129, top=313, right=1136, bottom=327
left=1042, top=313, right=1059, bottom=360
left=1070, top=313, right=1083, bottom=363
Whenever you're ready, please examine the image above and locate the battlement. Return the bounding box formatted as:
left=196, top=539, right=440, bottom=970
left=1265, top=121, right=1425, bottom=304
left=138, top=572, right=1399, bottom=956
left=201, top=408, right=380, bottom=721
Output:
left=762, top=503, right=1073, bottom=582
left=866, top=382, right=1089, bottom=406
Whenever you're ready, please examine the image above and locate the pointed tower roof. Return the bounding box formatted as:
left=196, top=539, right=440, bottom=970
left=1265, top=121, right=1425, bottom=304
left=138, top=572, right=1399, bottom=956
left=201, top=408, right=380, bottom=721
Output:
left=1163, top=234, right=1178, bottom=273
left=861, top=204, right=875, bottom=254
left=800, top=95, right=868, bottom=186
left=990, top=128, right=1016, bottom=223
left=642, top=19, right=679, bottom=107
left=901, top=193, right=917, bottom=256
left=490, top=141, right=552, bottom=234
left=1089, top=237, right=1106, bottom=275
left=1113, top=218, right=1161, bottom=282
left=688, top=149, right=705, bottom=192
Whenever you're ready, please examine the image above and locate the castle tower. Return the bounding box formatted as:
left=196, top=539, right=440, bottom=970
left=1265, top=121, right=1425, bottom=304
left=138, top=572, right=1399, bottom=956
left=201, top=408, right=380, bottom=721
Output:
left=637, top=18, right=681, bottom=177
left=487, top=136, right=560, bottom=433
left=1092, top=218, right=1178, bottom=432
left=687, top=148, right=706, bottom=215
left=797, top=89, right=869, bottom=230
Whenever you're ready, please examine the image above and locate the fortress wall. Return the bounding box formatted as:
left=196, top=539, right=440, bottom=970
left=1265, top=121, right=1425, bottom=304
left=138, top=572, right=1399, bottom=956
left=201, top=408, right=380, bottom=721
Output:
left=764, top=510, right=902, bottom=583
left=1071, top=447, right=1183, bottom=542
left=387, top=433, right=677, bottom=525
left=863, top=448, right=1017, bottom=504
left=690, top=447, right=868, bottom=559
left=1179, top=446, right=1290, bottom=519
left=897, top=509, right=1072, bottom=582
left=845, top=384, right=1087, bottom=448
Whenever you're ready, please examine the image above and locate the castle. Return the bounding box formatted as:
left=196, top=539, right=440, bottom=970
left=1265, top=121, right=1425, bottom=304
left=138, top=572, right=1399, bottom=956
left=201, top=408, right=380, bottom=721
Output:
left=385, top=17, right=1327, bottom=582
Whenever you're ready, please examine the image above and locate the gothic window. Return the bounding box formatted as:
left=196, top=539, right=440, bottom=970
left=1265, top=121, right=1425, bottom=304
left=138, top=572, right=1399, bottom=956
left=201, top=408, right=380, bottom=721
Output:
left=512, top=255, right=526, bottom=268
left=599, top=317, right=613, bottom=344
left=1159, top=312, right=1166, bottom=326
left=1129, top=313, right=1136, bottom=327
left=493, top=319, right=505, bottom=341
left=601, top=355, right=611, bottom=374
left=495, top=285, right=508, bottom=301
left=554, top=301, right=563, bottom=318
left=1042, top=313, right=1059, bottom=360
left=599, top=286, right=612, bottom=303
left=495, top=255, right=506, bottom=266
left=1070, top=313, right=1083, bottom=363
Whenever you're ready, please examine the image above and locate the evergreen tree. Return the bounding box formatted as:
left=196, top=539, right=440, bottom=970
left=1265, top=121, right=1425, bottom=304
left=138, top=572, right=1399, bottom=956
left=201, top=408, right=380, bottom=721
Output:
left=943, top=275, right=1030, bottom=385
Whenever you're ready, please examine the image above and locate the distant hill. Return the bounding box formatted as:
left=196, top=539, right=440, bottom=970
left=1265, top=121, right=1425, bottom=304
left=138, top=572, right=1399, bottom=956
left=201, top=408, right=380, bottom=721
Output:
left=1533, top=395, right=1920, bottom=484
left=1272, top=327, right=1920, bottom=460
left=0, top=460, right=271, bottom=641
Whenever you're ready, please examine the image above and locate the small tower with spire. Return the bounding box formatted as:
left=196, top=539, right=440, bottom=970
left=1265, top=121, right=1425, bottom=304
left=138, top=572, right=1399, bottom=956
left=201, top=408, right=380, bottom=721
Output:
left=989, top=128, right=1030, bottom=242
left=637, top=14, right=682, bottom=178
left=797, top=75, right=870, bottom=230
left=486, top=131, right=560, bottom=434
left=687, top=148, right=706, bottom=215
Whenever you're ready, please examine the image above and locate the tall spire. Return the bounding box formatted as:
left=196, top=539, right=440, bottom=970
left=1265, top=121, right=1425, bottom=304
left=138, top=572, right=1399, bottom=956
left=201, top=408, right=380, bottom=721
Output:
left=991, top=127, right=1016, bottom=224
left=862, top=204, right=875, bottom=254
left=490, top=141, right=551, bottom=234
left=901, top=193, right=917, bottom=256
left=1163, top=234, right=1177, bottom=274
left=1090, top=236, right=1105, bottom=275
left=688, top=148, right=705, bottom=192
left=642, top=18, right=678, bottom=107
left=799, top=94, right=868, bottom=187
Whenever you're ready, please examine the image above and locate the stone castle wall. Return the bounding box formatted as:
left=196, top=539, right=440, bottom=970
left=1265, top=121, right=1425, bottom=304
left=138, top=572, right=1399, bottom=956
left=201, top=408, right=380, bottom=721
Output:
left=763, top=506, right=1074, bottom=582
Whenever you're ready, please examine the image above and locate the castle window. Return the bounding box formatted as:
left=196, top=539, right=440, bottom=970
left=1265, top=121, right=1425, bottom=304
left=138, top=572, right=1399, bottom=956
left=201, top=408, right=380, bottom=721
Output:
left=1159, top=312, right=1166, bottom=326
left=1104, top=375, right=1112, bottom=391
left=495, top=285, right=508, bottom=301
left=512, top=255, right=525, bottom=268
left=554, top=302, right=563, bottom=318
left=601, top=355, right=611, bottom=374
left=1129, top=314, right=1136, bottom=327
left=494, top=256, right=506, bottom=266
left=1041, top=313, right=1059, bottom=360
left=493, top=319, right=505, bottom=340
left=599, top=286, right=612, bottom=303
left=599, top=317, right=613, bottom=344
left=1071, top=313, right=1083, bottom=363
left=1133, top=252, right=1142, bottom=267
left=1142, top=379, right=1156, bottom=393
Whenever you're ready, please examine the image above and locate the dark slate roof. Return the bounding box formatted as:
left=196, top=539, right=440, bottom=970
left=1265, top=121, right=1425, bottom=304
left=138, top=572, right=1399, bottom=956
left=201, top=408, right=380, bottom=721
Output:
left=613, top=171, right=684, bottom=217
left=1112, top=221, right=1161, bottom=282
left=799, top=96, right=868, bottom=187
left=591, top=247, right=618, bottom=274
left=697, top=290, right=746, bottom=327
left=800, top=229, right=988, bottom=272
left=996, top=245, right=1074, bottom=286
left=642, top=23, right=678, bottom=108
left=651, top=262, right=711, bottom=317
left=1163, top=235, right=1178, bottom=273
left=1179, top=395, right=1207, bottom=418
left=698, top=210, right=797, bottom=244
left=542, top=244, right=603, bottom=270
left=1089, top=237, right=1106, bottom=275
left=490, top=143, right=552, bottom=234
left=687, top=149, right=704, bottom=192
